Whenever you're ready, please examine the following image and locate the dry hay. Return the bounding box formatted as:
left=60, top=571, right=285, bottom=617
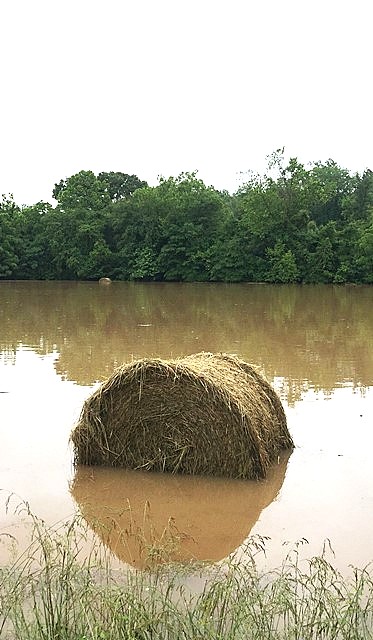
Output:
left=71, top=352, right=293, bottom=480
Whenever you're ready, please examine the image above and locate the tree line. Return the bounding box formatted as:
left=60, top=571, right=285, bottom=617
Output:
left=1, top=151, right=372, bottom=283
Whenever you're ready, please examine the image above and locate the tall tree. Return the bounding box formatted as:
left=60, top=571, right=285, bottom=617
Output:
left=98, top=171, right=148, bottom=201
left=156, top=173, right=226, bottom=281
left=14, top=202, right=54, bottom=279
left=0, top=195, right=20, bottom=278
left=112, top=172, right=226, bottom=281
left=53, top=170, right=111, bottom=211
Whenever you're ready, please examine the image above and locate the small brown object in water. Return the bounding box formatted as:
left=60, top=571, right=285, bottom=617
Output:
left=70, top=352, right=293, bottom=480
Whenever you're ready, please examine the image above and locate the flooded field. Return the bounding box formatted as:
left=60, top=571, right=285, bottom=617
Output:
left=1, top=281, right=373, bottom=571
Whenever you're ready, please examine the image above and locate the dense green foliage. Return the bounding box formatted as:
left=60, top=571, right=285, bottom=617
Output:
left=1, top=153, right=373, bottom=282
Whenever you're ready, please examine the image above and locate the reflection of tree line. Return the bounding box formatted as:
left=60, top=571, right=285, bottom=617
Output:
left=0, top=282, right=372, bottom=400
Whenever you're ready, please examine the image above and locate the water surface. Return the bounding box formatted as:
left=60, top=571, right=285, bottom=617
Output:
left=1, top=281, right=372, bottom=570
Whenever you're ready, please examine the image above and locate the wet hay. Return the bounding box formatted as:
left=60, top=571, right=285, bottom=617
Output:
left=71, top=352, right=293, bottom=480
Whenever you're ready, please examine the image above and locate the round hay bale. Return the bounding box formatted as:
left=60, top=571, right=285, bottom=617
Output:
left=71, top=352, right=293, bottom=480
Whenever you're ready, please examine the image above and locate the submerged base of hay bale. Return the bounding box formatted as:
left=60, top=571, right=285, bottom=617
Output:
left=71, top=352, right=293, bottom=480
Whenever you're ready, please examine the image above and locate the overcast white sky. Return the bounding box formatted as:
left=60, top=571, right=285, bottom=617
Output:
left=1, top=0, right=372, bottom=205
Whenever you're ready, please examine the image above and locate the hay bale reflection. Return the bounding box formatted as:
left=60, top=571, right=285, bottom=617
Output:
left=70, top=451, right=291, bottom=568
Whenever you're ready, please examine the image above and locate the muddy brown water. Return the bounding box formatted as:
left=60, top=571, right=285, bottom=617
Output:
left=1, top=281, right=373, bottom=571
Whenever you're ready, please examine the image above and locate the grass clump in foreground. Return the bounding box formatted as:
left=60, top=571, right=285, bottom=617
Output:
left=1, top=508, right=373, bottom=639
